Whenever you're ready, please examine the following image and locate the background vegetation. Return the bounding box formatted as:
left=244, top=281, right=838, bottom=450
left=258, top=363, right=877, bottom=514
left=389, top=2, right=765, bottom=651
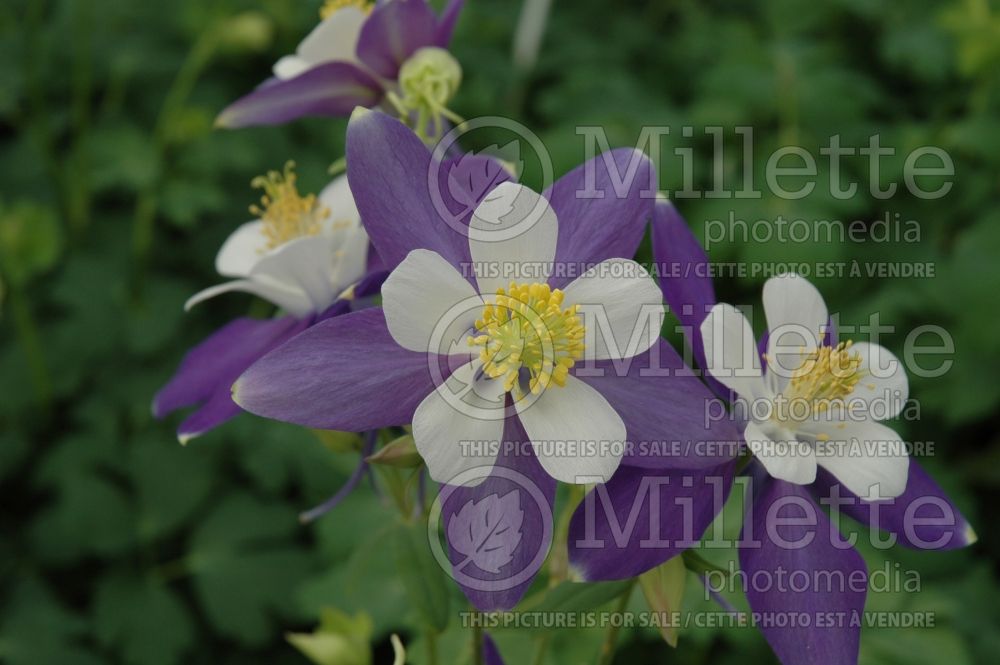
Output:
left=1, top=0, right=998, bottom=663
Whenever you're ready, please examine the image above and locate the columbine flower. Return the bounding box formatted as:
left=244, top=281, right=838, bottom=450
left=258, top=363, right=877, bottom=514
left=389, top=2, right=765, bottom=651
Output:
left=568, top=205, right=975, bottom=665
left=232, top=111, right=732, bottom=609
left=216, top=0, right=466, bottom=137
left=701, top=273, right=910, bottom=498
left=153, top=164, right=371, bottom=443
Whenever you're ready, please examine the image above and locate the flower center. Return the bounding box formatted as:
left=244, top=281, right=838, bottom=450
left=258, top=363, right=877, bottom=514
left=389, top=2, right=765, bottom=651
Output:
left=387, top=47, right=464, bottom=143
left=772, top=340, right=867, bottom=429
left=468, top=282, right=585, bottom=399
left=320, top=0, right=373, bottom=19
left=250, top=162, right=330, bottom=250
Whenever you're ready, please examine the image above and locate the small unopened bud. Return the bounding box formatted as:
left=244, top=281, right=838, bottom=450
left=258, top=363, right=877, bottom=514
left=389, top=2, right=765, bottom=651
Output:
left=218, top=11, right=274, bottom=54
left=398, top=47, right=463, bottom=110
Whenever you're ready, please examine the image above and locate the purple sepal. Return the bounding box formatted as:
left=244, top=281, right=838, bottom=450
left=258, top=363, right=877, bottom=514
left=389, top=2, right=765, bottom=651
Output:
left=441, top=416, right=556, bottom=611
left=576, top=340, right=741, bottom=470
left=811, top=460, right=976, bottom=551
left=544, top=148, right=656, bottom=288
left=567, top=462, right=735, bottom=581
left=234, top=308, right=448, bottom=431
left=435, top=0, right=466, bottom=46
left=347, top=111, right=472, bottom=271
left=154, top=316, right=309, bottom=440
left=356, top=0, right=439, bottom=80
left=482, top=632, right=505, bottom=665
left=216, top=62, right=383, bottom=128
left=651, top=200, right=731, bottom=401
left=741, top=476, right=867, bottom=665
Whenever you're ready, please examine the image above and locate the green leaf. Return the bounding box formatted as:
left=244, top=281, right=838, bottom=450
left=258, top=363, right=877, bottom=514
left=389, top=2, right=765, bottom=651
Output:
left=638, top=556, right=687, bottom=647
left=29, top=472, right=135, bottom=564
left=187, top=493, right=314, bottom=646
left=526, top=580, right=633, bottom=614
left=367, top=434, right=423, bottom=468
left=393, top=521, right=450, bottom=631
left=129, top=436, right=214, bottom=543
left=0, top=200, right=62, bottom=286
left=0, top=578, right=102, bottom=665
left=92, top=573, right=194, bottom=665
left=287, top=608, right=372, bottom=665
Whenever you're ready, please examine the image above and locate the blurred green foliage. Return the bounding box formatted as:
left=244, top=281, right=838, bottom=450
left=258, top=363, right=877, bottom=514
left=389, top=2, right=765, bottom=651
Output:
left=0, top=0, right=998, bottom=664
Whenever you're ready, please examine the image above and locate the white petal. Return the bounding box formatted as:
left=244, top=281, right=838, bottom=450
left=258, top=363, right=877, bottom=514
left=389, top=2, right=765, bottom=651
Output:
left=382, top=249, right=482, bottom=354
left=273, top=55, right=312, bottom=80
left=763, top=273, right=829, bottom=380
left=561, top=259, right=662, bottom=361
left=514, top=375, right=626, bottom=484
left=413, top=361, right=507, bottom=486
left=185, top=278, right=312, bottom=316
left=815, top=420, right=909, bottom=499
left=215, top=221, right=268, bottom=277
left=468, top=182, right=558, bottom=296
left=744, top=421, right=817, bottom=485
left=297, top=7, right=366, bottom=67
left=846, top=342, right=909, bottom=420
left=318, top=174, right=361, bottom=230
left=329, top=225, right=370, bottom=293
left=250, top=235, right=343, bottom=314
left=700, top=303, right=766, bottom=400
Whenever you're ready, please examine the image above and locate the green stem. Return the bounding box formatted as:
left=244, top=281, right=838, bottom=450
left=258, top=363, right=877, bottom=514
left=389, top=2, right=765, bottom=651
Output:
left=426, top=629, right=439, bottom=665
left=9, top=285, right=51, bottom=409
left=131, top=24, right=219, bottom=293
left=531, top=632, right=551, bottom=665
left=596, top=581, right=635, bottom=665
left=472, top=621, right=484, bottom=665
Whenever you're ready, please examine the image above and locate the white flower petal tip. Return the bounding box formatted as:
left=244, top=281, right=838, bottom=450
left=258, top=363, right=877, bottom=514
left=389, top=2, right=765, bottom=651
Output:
left=177, top=431, right=200, bottom=447
left=230, top=380, right=245, bottom=408
left=700, top=303, right=763, bottom=398
left=337, top=283, right=357, bottom=301
left=349, top=105, right=372, bottom=122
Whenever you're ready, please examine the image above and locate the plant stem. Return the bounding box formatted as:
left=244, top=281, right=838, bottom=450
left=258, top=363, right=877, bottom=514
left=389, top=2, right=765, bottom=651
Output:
left=596, top=581, right=635, bottom=665
left=426, top=629, right=439, bottom=665
left=9, top=285, right=51, bottom=409
left=472, top=621, right=484, bottom=665
left=531, top=632, right=551, bottom=665
left=130, top=24, right=218, bottom=295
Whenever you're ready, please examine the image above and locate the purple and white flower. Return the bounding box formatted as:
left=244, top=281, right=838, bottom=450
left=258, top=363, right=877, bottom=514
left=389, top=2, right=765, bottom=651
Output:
left=701, top=273, right=910, bottom=498
left=567, top=202, right=975, bottom=665
left=232, top=111, right=736, bottom=609
left=216, top=0, right=465, bottom=132
left=154, top=165, right=372, bottom=443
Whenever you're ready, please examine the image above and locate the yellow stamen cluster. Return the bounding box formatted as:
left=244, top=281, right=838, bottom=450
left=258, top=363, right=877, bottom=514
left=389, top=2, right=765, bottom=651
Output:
left=781, top=341, right=865, bottom=417
left=468, top=282, right=585, bottom=399
left=320, top=0, right=373, bottom=19
left=250, top=162, right=329, bottom=250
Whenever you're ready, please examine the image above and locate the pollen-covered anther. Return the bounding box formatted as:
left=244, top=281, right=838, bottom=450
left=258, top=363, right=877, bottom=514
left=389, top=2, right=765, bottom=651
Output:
left=320, top=0, right=373, bottom=19
left=468, top=282, right=585, bottom=399
left=779, top=340, right=866, bottom=420
left=250, top=161, right=330, bottom=250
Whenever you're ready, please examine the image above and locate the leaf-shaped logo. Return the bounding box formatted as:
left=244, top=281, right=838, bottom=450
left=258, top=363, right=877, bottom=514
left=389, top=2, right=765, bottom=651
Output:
left=447, top=490, right=524, bottom=574
left=445, top=150, right=515, bottom=223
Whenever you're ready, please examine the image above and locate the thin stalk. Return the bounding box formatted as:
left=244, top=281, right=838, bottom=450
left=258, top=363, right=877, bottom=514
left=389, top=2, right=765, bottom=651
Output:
left=131, top=25, right=219, bottom=293
left=596, top=580, right=636, bottom=665
left=531, top=632, right=551, bottom=665
left=472, top=621, right=484, bottom=665
left=9, top=285, right=51, bottom=409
